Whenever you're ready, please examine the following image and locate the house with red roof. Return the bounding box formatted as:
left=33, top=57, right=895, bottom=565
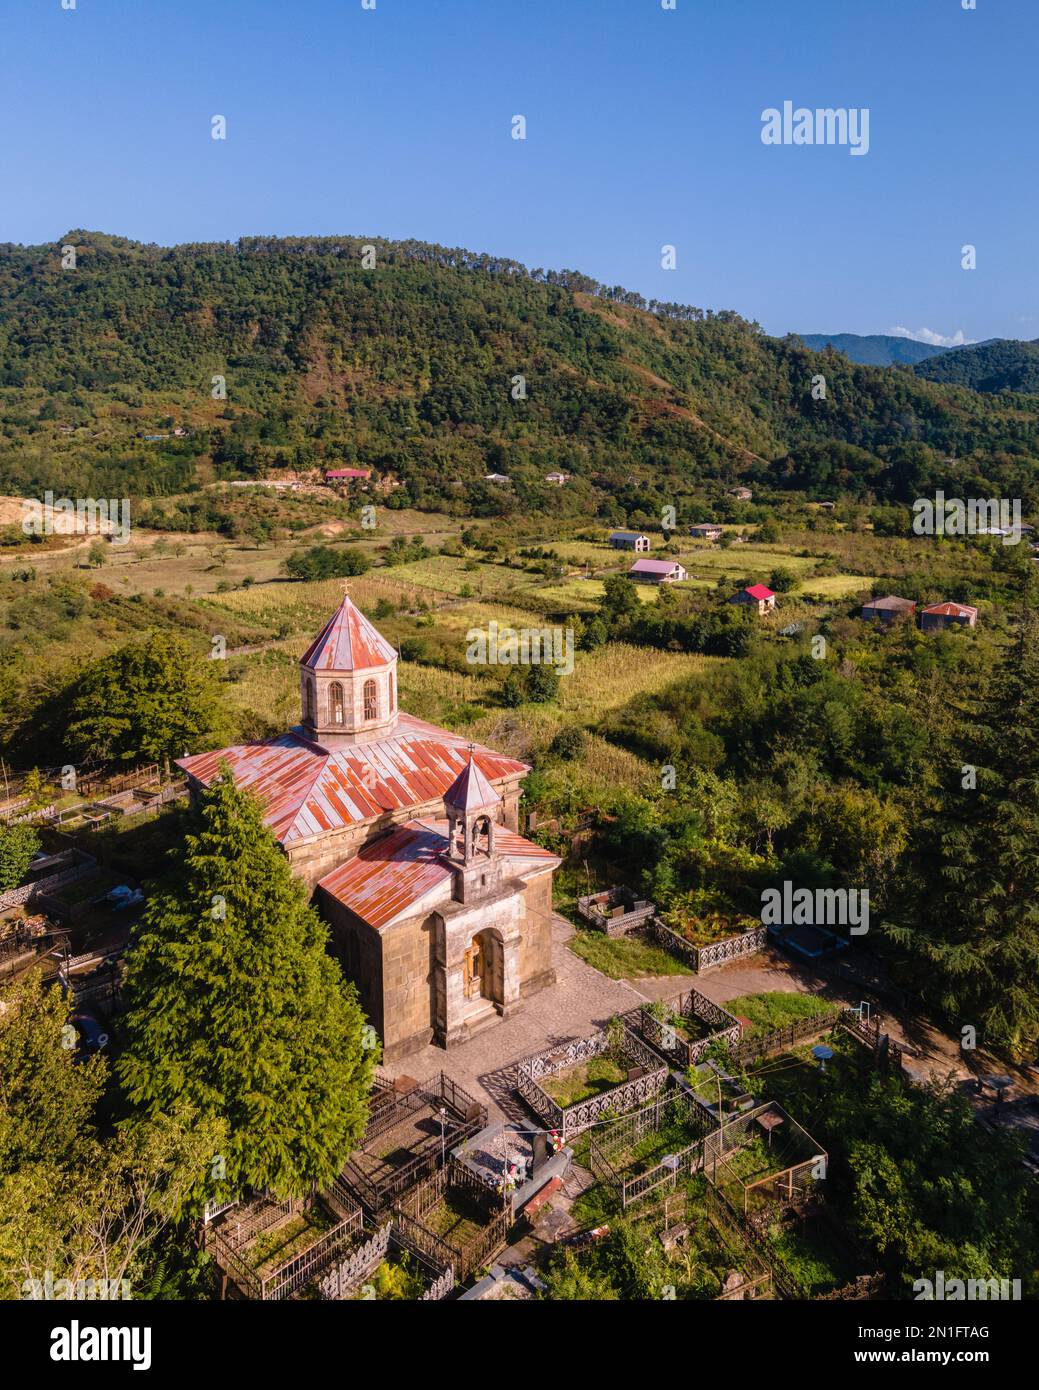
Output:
left=178, top=594, right=559, bottom=1061
left=730, top=583, right=777, bottom=614
left=919, top=601, right=978, bottom=632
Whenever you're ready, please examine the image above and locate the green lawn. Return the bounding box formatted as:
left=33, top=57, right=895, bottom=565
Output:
left=568, top=928, right=689, bottom=980
left=726, top=991, right=835, bottom=1038
left=541, top=1054, right=628, bottom=1107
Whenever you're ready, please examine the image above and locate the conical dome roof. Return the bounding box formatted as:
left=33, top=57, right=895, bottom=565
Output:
left=300, top=594, right=396, bottom=673
left=444, top=753, right=501, bottom=814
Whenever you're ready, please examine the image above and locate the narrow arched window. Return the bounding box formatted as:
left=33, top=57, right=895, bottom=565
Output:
left=329, top=681, right=345, bottom=725
left=390, top=671, right=396, bottom=712
left=304, top=677, right=315, bottom=723
left=363, top=678, right=378, bottom=721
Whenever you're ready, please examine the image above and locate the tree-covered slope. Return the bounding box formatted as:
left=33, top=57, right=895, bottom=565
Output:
left=915, top=337, right=1039, bottom=394
left=1, top=232, right=1037, bottom=510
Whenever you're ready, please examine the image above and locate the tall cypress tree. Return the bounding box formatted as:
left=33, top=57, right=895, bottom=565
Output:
left=118, top=774, right=377, bottom=1202
left=885, top=614, right=1039, bottom=1058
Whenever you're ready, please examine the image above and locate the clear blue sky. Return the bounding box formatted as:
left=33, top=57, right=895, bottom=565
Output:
left=2, top=0, right=1035, bottom=342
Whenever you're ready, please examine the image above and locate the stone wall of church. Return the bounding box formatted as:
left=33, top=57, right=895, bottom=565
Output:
left=378, top=911, right=437, bottom=1061
left=317, top=892, right=385, bottom=1041
left=519, top=869, right=556, bottom=997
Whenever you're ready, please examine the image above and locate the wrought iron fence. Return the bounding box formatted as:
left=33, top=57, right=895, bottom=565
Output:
left=515, top=1027, right=668, bottom=1140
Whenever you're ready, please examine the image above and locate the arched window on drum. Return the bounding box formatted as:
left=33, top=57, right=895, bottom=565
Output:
left=363, top=678, right=379, bottom=722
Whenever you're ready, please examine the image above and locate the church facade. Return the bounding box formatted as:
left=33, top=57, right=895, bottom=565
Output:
left=178, top=594, right=559, bottom=1062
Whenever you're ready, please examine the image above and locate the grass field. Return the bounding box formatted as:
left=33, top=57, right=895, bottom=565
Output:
left=567, top=927, right=689, bottom=980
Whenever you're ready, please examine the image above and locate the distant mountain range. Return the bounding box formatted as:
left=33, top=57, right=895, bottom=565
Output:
left=797, top=331, right=1039, bottom=394
left=795, top=333, right=949, bottom=367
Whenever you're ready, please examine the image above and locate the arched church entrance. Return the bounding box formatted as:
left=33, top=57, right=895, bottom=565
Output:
left=463, top=927, right=505, bottom=1008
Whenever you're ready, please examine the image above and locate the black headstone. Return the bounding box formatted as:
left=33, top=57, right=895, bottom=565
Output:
left=531, top=1131, right=550, bottom=1174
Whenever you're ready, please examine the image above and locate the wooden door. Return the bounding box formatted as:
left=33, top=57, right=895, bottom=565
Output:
left=464, top=941, right=482, bottom=998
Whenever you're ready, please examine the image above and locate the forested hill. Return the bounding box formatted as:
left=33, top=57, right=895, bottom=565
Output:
left=1, top=231, right=1038, bottom=512
left=795, top=333, right=948, bottom=367
left=915, top=337, right=1039, bottom=395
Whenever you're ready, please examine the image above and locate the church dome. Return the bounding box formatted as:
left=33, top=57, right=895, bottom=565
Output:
left=299, top=593, right=398, bottom=746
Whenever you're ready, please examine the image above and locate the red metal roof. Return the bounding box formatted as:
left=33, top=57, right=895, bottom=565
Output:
left=176, top=714, right=529, bottom=846
left=743, top=584, right=775, bottom=600
left=921, top=602, right=978, bottom=617
left=300, top=595, right=397, bottom=672
left=317, top=818, right=558, bottom=930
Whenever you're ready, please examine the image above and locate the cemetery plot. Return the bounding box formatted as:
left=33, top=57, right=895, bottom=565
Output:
left=205, top=1181, right=365, bottom=1301
left=393, top=1159, right=511, bottom=1284
left=516, top=1025, right=669, bottom=1139
left=545, top=1179, right=774, bottom=1301
left=639, top=987, right=742, bottom=1066
left=341, top=1071, right=486, bottom=1214
left=589, top=1092, right=716, bottom=1208
left=704, top=1102, right=826, bottom=1219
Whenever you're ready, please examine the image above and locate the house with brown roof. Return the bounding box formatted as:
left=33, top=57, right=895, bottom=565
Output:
left=920, top=601, right=978, bottom=632
left=629, top=558, right=688, bottom=584
left=862, top=594, right=916, bottom=624
left=178, top=595, right=559, bottom=1062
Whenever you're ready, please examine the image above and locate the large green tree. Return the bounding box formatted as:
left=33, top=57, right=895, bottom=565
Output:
left=0, top=969, right=217, bottom=1299
left=65, top=631, right=224, bottom=765
left=118, top=775, right=377, bottom=1201
left=0, top=822, right=41, bottom=892
left=885, top=613, right=1039, bottom=1057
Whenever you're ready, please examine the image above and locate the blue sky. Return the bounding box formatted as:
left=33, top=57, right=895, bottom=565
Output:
left=2, top=0, right=1035, bottom=341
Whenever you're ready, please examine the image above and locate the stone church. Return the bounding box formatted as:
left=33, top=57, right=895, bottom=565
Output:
left=178, top=593, right=559, bottom=1062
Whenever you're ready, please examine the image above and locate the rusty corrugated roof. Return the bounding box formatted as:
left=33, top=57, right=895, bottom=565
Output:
left=300, top=595, right=397, bottom=672
left=317, top=818, right=559, bottom=930
left=176, top=714, right=529, bottom=846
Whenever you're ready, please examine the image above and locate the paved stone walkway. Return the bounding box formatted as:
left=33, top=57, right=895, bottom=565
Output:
left=380, top=916, right=645, bottom=1120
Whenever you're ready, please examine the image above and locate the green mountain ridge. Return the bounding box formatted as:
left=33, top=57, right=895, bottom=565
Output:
left=915, top=337, right=1039, bottom=394
left=794, top=333, right=950, bottom=367
left=1, top=231, right=1037, bottom=511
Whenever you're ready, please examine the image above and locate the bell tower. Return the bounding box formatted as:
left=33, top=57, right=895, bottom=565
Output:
left=298, top=592, right=399, bottom=747
left=442, top=750, right=504, bottom=903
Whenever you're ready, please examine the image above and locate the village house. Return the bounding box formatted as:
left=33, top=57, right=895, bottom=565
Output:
left=325, top=468, right=372, bottom=487
left=484, top=472, right=510, bottom=484
left=609, top=530, right=651, bottom=552
left=544, top=472, right=570, bottom=485
left=177, top=595, right=560, bottom=1063
left=862, top=594, right=916, bottom=624
left=690, top=524, right=724, bottom=541
left=730, top=486, right=753, bottom=501
left=919, top=601, right=978, bottom=632
left=629, top=557, right=688, bottom=584
left=730, top=583, right=776, bottom=614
